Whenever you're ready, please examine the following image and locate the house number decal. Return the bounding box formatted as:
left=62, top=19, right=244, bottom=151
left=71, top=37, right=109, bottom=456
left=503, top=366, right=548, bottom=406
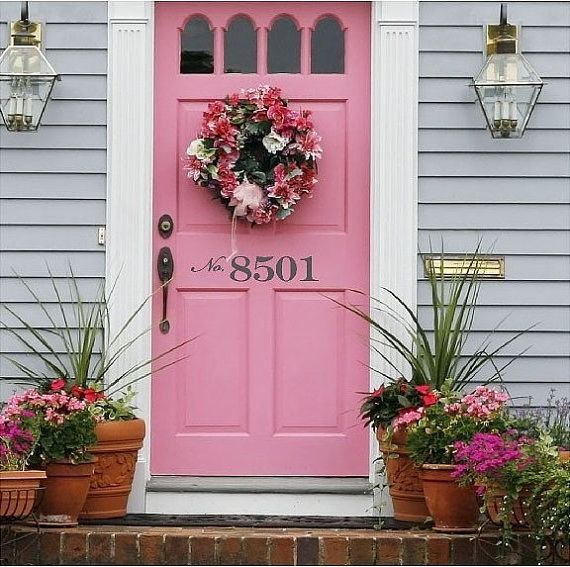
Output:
left=191, top=256, right=319, bottom=282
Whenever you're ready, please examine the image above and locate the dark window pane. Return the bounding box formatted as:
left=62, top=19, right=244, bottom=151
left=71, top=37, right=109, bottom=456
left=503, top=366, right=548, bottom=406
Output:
left=180, top=16, right=214, bottom=74
left=224, top=16, right=257, bottom=73
left=268, top=17, right=301, bottom=74
left=311, top=17, right=344, bottom=74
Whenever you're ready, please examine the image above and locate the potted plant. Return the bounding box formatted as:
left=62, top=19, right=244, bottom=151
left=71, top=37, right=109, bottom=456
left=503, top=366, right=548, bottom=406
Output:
left=453, top=429, right=556, bottom=551
left=406, top=386, right=514, bottom=532
left=1, top=381, right=98, bottom=526
left=344, top=248, right=529, bottom=521
left=1, top=270, right=194, bottom=520
left=0, top=418, right=45, bottom=520
left=360, top=378, right=439, bottom=521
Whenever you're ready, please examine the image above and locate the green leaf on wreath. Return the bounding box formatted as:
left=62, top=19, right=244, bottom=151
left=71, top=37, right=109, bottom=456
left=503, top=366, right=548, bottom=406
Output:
left=277, top=207, right=294, bottom=220
left=250, top=171, right=266, bottom=184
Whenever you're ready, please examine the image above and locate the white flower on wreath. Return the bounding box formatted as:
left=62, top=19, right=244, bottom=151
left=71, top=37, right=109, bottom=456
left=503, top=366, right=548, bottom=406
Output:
left=187, top=139, right=216, bottom=162
left=262, top=129, right=289, bottom=154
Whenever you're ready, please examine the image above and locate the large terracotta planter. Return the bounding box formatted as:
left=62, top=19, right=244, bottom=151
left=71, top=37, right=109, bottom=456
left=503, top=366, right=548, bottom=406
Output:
left=0, top=470, right=46, bottom=519
left=80, top=418, right=145, bottom=520
left=559, top=449, right=570, bottom=463
left=37, top=460, right=95, bottom=527
left=420, top=464, right=480, bottom=533
left=377, top=428, right=429, bottom=523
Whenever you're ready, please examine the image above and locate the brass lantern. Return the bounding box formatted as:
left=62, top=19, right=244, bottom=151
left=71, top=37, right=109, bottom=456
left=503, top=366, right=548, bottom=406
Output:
left=472, top=4, right=543, bottom=139
left=0, top=2, right=59, bottom=132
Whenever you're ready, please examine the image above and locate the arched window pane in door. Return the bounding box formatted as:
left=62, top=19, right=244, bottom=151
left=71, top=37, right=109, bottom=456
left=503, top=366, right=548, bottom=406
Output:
left=311, top=17, right=344, bottom=74
left=268, top=17, right=301, bottom=74
left=180, top=16, right=214, bottom=74
left=225, top=16, right=257, bottom=73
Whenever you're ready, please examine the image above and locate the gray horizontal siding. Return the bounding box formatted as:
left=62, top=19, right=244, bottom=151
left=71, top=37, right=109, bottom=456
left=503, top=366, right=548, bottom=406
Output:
left=419, top=102, right=569, bottom=129
left=420, top=78, right=570, bottom=104
left=0, top=2, right=107, bottom=389
left=419, top=1, right=570, bottom=406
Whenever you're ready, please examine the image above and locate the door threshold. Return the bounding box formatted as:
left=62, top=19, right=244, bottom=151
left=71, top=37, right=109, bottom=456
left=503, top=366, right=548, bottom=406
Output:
left=82, top=514, right=416, bottom=530
left=147, top=476, right=372, bottom=495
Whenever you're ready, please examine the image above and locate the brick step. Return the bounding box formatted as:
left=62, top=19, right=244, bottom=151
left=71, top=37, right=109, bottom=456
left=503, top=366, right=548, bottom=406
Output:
left=0, top=525, right=548, bottom=565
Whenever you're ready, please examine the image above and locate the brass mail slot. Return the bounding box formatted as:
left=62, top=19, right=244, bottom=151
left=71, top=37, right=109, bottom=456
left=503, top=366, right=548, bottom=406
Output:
left=424, top=256, right=505, bottom=279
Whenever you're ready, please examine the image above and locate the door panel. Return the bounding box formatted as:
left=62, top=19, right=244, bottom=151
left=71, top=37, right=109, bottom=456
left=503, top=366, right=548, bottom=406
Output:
left=153, top=2, right=371, bottom=476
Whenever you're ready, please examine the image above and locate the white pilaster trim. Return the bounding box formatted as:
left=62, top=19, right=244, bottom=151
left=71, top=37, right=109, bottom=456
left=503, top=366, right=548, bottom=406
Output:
left=369, top=0, right=419, bottom=487
left=106, top=1, right=154, bottom=513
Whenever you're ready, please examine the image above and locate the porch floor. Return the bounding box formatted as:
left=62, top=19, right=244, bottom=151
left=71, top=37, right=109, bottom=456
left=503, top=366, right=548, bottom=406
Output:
left=0, top=516, right=551, bottom=566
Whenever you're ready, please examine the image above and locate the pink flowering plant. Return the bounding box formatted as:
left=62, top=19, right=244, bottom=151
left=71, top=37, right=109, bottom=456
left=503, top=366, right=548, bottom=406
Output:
left=1, top=379, right=98, bottom=465
left=186, top=85, right=322, bottom=224
left=453, top=430, right=557, bottom=552
left=360, top=378, right=440, bottom=434
left=0, top=419, right=37, bottom=471
left=407, top=386, right=515, bottom=465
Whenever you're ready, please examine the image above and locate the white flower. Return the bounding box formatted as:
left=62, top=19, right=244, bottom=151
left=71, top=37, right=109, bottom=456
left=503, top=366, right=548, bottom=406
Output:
left=262, top=130, right=288, bottom=154
left=187, top=139, right=216, bottom=162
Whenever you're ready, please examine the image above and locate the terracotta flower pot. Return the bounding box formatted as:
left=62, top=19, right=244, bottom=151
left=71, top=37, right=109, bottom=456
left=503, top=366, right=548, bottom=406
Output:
left=559, top=448, right=570, bottom=463
left=420, top=464, right=480, bottom=533
left=37, top=460, right=96, bottom=527
left=486, top=486, right=531, bottom=528
left=0, top=470, right=46, bottom=519
left=377, top=428, right=430, bottom=523
left=80, top=418, right=145, bottom=520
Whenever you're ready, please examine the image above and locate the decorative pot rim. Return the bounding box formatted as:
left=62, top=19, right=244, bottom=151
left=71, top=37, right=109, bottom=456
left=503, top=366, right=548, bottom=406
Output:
left=0, top=469, right=47, bottom=479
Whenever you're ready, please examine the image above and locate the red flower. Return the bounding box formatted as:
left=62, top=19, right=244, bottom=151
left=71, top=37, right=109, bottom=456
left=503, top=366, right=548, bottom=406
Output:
left=415, top=385, right=431, bottom=395
left=83, top=388, right=100, bottom=404
left=50, top=378, right=66, bottom=391
left=371, top=386, right=385, bottom=398
left=71, top=385, right=84, bottom=399
left=421, top=393, right=439, bottom=407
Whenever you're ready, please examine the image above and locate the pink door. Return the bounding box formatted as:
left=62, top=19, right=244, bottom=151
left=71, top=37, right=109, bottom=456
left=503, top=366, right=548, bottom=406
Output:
left=152, top=2, right=371, bottom=476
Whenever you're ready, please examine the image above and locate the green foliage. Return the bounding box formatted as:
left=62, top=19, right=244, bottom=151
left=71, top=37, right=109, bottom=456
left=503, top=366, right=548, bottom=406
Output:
left=333, top=246, right=531, bottom=391
left=0, top=267, right=195, bottom=419
left=30, top=410, right=97, bottom=465
left=527, top=459, right=570, bottom=550
left=89, top=386, right=137, bottom=421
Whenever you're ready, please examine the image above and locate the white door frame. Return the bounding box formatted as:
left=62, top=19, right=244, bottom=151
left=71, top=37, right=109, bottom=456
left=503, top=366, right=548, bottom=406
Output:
left=106, top=1, right=418, bottom=513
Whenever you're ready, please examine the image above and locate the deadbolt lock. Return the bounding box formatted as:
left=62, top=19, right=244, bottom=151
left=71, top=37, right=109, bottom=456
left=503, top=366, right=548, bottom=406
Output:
left=158, top=214, right=173, bottom=238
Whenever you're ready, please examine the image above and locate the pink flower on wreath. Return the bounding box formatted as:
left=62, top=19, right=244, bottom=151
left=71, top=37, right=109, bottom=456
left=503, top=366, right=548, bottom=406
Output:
left=295, top=110, right=314, bottom=131
left=218, top=165, right=239, bottom=198
left=268, top=182, right=300, bottom=208
left=248, top=204, right=276, bottom=225
left=261, top=86, right=282, bottom=107
left=211, top=115, right=239, bottom=145
left=267, top=102, right=292, bottom=131
left=295, top=130, right=323, bottom=160
left=228, top=92, right=241, bottom=106
left=185, top=156, right=203, bottom=182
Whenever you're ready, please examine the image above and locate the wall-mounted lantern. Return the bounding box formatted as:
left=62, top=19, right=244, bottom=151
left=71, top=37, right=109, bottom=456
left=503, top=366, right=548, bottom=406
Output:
left=0, top=2, right=59, bottom=132
left=472, top=4, right=543, bottom=138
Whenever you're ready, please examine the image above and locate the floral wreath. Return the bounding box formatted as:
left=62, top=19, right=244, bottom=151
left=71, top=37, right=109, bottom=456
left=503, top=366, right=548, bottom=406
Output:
left=186, top=85, right=322, bottom=225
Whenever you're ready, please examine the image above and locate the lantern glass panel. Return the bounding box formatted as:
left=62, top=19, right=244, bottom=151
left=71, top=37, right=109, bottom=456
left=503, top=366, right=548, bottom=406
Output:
left=0, top=45, right=58, bottom=132
left=473, top=52, right=543, bottom=139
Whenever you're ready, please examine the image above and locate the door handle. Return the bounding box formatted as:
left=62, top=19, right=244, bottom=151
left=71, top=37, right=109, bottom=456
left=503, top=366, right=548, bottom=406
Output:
left=157, top=247, right=174, bottom=333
